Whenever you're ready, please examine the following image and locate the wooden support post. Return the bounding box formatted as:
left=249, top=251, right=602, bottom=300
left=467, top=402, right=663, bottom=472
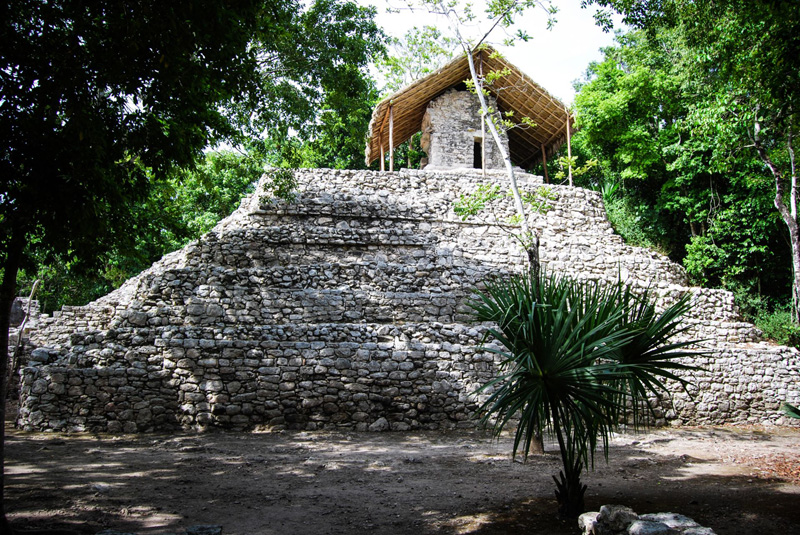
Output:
left=389, top=104, right=394, bottom=172
left=380, top=135, right=385, bottom=172
left=566, top=111, right=573, bottom=187
left=481, top=112, right=486, bottom=177
left=541, top=144, right=549, bottom=183
left=479, top=52, right=486, bottom=176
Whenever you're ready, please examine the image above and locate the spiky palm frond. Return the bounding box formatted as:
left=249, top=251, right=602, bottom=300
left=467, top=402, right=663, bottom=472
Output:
left=603, top=287, right=704, bottom=428
left=471, top=270, right=699, bottom=517
left=782, top=402, right=800, bottom=419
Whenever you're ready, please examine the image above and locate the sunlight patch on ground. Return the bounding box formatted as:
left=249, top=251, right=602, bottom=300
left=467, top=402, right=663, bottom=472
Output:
left=661, top=461, right=749, bottom=481
left=433, top=512, right=494, bottom=533
left=6, top=463, right=46, bottom=474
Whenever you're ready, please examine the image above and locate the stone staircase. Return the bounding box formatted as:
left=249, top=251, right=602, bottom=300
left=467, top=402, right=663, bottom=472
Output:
left=17, top=168, right=800, bottom=432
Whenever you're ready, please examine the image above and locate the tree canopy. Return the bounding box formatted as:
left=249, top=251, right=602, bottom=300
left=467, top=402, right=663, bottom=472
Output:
left=376, top=25, right=458, bottom=94
left=2, top=0, right=384, bottom=306
left=570, top=1, right=800, bottom=329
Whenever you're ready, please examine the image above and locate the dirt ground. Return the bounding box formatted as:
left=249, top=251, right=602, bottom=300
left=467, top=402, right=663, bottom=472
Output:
left=5, top=424, right=800, bottom=535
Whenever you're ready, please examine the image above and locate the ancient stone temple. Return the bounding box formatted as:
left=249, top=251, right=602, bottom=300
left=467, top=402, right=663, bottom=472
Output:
left=12, top=50, right=800, bottom=434
left=365, top=47, right=573, bottom=174
left=419, top=89, right=509, bottom=170
left=16, top=168, right=800, bottom=433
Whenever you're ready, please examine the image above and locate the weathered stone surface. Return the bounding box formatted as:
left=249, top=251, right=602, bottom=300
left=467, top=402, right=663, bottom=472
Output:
left=598, top=504, right=639, bottom=533
left=579, top=511, right=600, bottom=533
left=627, top=520, right=678, bottom=535
left=639, top=513, right=700, bottom=530
left=14, top=168, right=800, bottom=433
left=368, top=417, right=390, bottom=432
left=28, top=348, right=51, bottom=363
left=185, top=526, right=223, bottom=535
left=96, top=526, right=221, bottom=535
left=421, top=89, right=509, bottom=171
left=580, top=506, right=715, bottom=535
left=681, top=529, right=716, bottom=535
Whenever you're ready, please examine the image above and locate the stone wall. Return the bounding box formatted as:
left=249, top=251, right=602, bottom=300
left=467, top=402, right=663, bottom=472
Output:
left=420, top=90, right=508, bottom=170
left=16, top=168, right=800, bottom=433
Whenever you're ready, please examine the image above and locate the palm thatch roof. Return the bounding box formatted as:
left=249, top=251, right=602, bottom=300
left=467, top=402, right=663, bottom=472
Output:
left=365, top=46, right=574, bottom=170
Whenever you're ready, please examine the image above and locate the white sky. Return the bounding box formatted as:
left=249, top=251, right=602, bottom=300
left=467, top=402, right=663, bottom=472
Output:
left=360, top=0, right=624, bottom=104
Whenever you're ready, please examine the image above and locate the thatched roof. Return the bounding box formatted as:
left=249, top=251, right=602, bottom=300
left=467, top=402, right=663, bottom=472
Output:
left=365, top=46, right=574, bottom=169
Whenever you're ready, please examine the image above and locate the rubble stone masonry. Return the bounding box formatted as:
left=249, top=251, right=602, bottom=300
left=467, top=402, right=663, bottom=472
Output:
left=16, top=168, right=800, bottom=432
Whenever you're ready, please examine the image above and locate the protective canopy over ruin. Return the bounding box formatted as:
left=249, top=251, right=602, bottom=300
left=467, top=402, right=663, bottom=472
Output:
left=365, top=46, right=574, bottom=171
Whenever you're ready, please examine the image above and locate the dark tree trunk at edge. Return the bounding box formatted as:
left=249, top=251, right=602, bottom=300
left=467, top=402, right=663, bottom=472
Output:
left=1, top=224, right=24, bottom=534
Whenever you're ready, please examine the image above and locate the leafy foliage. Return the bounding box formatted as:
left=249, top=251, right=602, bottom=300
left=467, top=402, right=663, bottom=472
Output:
left=376, top=25, right=457, bottom=94
left=454, top=184, right=504, bottom=221
left=454, top=184, right=554, bottom=227
left=260, top=168, right=299, bottom=205
left=472, top=271, right=697, bottom=517
left=754, top=308, right=800, bottom=349
left=782, top=402, right=800, bottom=419
left=603, top=197, right=664, bottom=253
left=2, top=0, right=383, bottom=310
left=373, top=26, right=458, bottom=170
left=581, top=0, right=800, bottom=321
left=572, top=24, right=792, bottom=314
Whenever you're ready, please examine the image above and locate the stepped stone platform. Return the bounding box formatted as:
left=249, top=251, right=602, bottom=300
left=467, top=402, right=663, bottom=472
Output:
left=16, top=168, right=800, bottom=433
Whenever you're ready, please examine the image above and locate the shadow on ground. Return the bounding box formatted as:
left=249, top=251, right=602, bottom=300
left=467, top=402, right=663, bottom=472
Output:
left=6, top=426, right=800, bottom=535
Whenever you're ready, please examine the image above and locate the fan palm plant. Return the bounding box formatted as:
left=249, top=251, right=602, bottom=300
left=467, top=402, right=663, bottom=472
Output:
left=782, top=402, right=800, bottom=419
left=471, top=271, right=699, bottom=518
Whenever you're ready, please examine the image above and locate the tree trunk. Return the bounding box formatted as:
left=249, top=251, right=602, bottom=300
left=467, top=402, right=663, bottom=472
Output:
left=462, top=48, right=533, bottom=243
left=8, top=281, right=39, bottom=387
left=439, top=3, right=545, bottom=453
left=527, top=235, right=541, bottom=281
left=550, top=405, right=586, bottom=518
left=462, top=47, right=545, bottom=453
left=0, top=224, right=24, bottom=534
left=755, top=123, right=800, bottom=323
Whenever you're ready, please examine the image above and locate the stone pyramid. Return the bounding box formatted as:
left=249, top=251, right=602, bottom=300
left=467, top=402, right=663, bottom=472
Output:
left=18, top=169, right=800, bottom=432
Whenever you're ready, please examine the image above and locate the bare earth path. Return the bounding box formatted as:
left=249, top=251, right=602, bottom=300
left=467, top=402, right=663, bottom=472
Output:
left=6, top=425, right=800, bottom=534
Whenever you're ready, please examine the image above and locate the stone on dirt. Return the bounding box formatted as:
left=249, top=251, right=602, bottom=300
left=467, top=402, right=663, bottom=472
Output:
left=579, top=506, right=715, bottom=535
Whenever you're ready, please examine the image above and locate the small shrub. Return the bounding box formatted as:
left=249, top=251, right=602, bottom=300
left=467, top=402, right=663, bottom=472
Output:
left=472, top=271, right=698, bottom=518
left=260, top=168, right=298, bottom=204
left=604, top=198, right=667, bottom=254
left=754, top=307, right=800, bottom=348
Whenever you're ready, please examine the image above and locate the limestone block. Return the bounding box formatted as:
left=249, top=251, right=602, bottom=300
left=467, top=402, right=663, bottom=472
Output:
left=597, top=504, right=639, bottom=533
left=627, top=521, right=678, bottom=535
left=368, top=417, right=389, bottom=432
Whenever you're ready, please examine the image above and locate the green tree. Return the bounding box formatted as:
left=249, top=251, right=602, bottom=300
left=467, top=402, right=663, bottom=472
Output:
left=372, top=25, right=458, bottom=170
left=246, top=0, right=384, bottom=169
left=155, top=150, right=264, bottom=248
left=16, top=150, right=265, bottom=314
left=0, top=1, right=381, bottom=530
left=292, top=78, right=381, bottom=170
left=573, top=29, right=692, bottom=256
left=472, top=271, right=697, bottom=517
left=573, top=25, right=791, bottom=312
left=418, top=0, right=557, bottom=270
left=588, top=0, right=800, bottom=320
left=376, top=25, right=458, bottom=94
